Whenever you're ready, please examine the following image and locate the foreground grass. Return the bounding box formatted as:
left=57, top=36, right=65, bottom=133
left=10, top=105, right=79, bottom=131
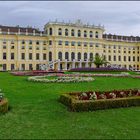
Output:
left=0, top=72, right=140, bottom=139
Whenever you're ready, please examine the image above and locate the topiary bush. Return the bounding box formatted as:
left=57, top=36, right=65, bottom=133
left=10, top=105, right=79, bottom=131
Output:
left=0, top=90, right=8, bottom=114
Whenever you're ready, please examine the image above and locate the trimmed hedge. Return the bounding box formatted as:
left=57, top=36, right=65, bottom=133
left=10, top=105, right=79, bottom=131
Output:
left=59, top=94, right=140, bottom=112
left=0, top=98, right=8, bottom=114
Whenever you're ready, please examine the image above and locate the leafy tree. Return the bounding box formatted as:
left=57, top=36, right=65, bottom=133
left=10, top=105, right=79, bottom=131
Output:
left=93, top=55, right=109, bottom=68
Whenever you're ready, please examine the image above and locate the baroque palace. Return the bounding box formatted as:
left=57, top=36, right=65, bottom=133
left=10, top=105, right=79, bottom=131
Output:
left=0, top=20, right=140, bottom=71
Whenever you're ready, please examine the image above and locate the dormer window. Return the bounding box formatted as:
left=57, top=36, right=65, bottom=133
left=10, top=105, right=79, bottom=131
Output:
left=65, top=29, right=68, bottom=36
left=58, top=28, right=62, bottom=36
left=71, top=29, right=75, bottom=36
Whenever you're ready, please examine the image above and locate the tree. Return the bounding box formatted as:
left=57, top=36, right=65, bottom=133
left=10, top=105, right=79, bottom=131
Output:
left=93, top=55, right=109, bottom=68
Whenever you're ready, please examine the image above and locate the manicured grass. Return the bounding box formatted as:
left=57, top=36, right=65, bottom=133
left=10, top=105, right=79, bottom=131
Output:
left=0, top=72, right=140, bottom=139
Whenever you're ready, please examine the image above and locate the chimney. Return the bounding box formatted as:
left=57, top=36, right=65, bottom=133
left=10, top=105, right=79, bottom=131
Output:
left=33, top=29, right=35, bottom=36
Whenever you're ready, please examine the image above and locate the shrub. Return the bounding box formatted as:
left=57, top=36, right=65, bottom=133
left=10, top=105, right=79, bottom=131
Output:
left=0, top=98, right=8, bottom=114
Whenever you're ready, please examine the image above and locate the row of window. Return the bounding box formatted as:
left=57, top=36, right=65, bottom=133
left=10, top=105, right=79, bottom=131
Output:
left=107, top=55, right=140, bottom=62
left=2, top=40, right=47, bottom=45
left=104, top=45, right=139, bottom=50
left=2, top=53, right=47, bottom=60
left=103, top=50, right=139, bottom=54
left=48, top=27, right=99, bottom=38
left=2, top=46, right=47, bottom=50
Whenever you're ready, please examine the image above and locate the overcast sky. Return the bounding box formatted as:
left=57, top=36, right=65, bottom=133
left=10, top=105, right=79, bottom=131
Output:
left=0, top=1, right=140, bottom=36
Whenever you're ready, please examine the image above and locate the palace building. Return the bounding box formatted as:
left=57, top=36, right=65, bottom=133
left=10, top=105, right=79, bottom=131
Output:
left=0, top=20, right=140, bottom=71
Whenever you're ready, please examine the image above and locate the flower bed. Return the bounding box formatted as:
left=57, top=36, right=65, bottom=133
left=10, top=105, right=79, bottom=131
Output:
left=69, top=67, right=128, bottom=72
left=28, top=76, right=95, bottom=83
left=59, top=89, right=140, bottom=111
left=0, top=90, right=8, bottom=114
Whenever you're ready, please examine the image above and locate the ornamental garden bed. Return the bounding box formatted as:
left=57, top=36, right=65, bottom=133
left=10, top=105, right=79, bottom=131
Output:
left=59, top=89, right=140, bottom=112
left=28, top=75, right=95, bottom=83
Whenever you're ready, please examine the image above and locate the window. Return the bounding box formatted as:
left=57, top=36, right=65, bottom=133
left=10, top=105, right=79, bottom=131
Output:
left=128, top=56, right=131, bottom=61
left=3, top=53, right=6, bottom=60
left=71, top=52, right=75, bottom=60
left=84, top=42, right=87, bottom=47
left=43, top=47, right=46, bottom=50
left=90, top=43, right=93, bottom=47
left=36, top=53, right=40, bottom=60
left=114, top=56, right=116, bottom=61
left=49, top=52, right=52, bottom=61
left=124, top=56, right=126, bottom=61
left=95, top=43, right=99, bottom=47
left=49, top=28, right=52, bottom=35
left=84, top=53, right=87, bottom=61
left=118, top=56, right=121, bottom=61
left=3, top=46, right=6, bottom=49
left=3, top=41, right=6, bottom=44
left=21, top=46, right=25, bottom=49
left=43, top=54, right=47, bottom=60
left=78, top=52, right=81, bottom=61
left=11, top=46, right=14, bottom=49
left=36, top=64, right=40, bottom=70
left=71, top=29, right=75, bottom=36
left=108, top=55, right=111, bottom=61
left=43, top=41, right=46, bottom=45
left=65, top=29, right=68, bottom=36
left=3, top=64, right=6, bottom=71
left=22, top=40, right=25, bottom=44
left=36, top=41, right=39, bottom=45
left=49, top=40, right=52, bottom=45
left=78, top=30, right=81, bottom=37
left=58, top=40, right=62, bottom=45
left=29, top=64, right=33, bottom=70
left=90, top=53, right=93, bottom=60
left=29, top=40, right=32, bottom=45
left=11, top=40, right=14, bottom=44
left=29, top=53, right=32, bottom=60
left=78, top=42, right=81, bottom=46
left=36, top=46, right=39, bottom=50
left=21, top=53, right=25, bottom=60
left=71, top=41, right=75, bottom=46
left=11, top=64, right=15, bottom=70
left=65, top=41, right=69, bottom=46
left=65, top=52, right=69, bottom=60
left=58, top=52, right=62, bottom=60
left=90, top=31, right=93, bottom=38
left=95, top=31, right=98, bottom=38
left=133, top=56, right=135, bottom=61
left=137, top=56, right=139, bottom=62
left=58, top=28, right=62, bottom=36
left=84, top=30, right=87, bottom=37
left=29, top=46, right=32, bottom=50
left=21, top=64, right=25, bottom=71
left=11, top=53, right=14, bottom=60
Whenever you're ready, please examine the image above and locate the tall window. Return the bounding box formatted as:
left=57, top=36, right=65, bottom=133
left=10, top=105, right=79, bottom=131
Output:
left=58, top=52, right=62, bottom=60
left=90, top=53, right=93, bottom=60
left=29, top=40, right=32, bottom=45
left=84, top=53, right=87, bottom=60
left=11, top=64, right=15, bottom=71
left=21, top=53, right=25, bottom=60
left=49, top=40, right=52, bottom=45
left=71, top=52, right=75, bottom=60
left=65, top=29, right=68, bottom=36
left=36, top=41, right=39, bottom=45
left=43, top=54, right=47, bottom=60
left=22, top=40, right=25, bottom=44
left=49, top=28, right=52, bottom=35
left=11, top=53, right=14, bottom=60
left=78, top=52, right=81, bottom=61
left=71, top=29, right=75, bottom=36
left=29, top=53, right=32, bottom=60
left=90, top=31, right=93, bottom=38
left=49, top=52, right=52, bottom=61
left=36, top=53, right=40, bottom=60
left=78, top=30, right=81, bottom=37
left=118, top=56, right=121, bottom=61
left=58, top=40, right=62, bottom=45
left=95, top=31, right=99, bottom=38
left=84, top=30, right=87, bottom=37
left=58, top=28, right=62, bottom=36
left=3, top=53, right=6, bottom=60
left=65, top=52, right=69, bottom=60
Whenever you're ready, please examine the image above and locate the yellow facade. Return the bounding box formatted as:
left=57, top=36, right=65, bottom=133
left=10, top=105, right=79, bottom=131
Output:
left=0, top=20, right=140, bottom=71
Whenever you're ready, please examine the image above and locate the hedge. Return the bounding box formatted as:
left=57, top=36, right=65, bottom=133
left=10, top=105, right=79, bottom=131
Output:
left=0, top=98, right=8, bottom=114
left=59, top=94, right=140, bottom=112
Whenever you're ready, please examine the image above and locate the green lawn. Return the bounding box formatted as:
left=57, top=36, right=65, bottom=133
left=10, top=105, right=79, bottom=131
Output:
left=0, top=72, right=140, bottom=139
